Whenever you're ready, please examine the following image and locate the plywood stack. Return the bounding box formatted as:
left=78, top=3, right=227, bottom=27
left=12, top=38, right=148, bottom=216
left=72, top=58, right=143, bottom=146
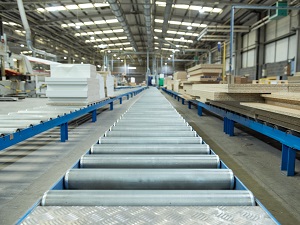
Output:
left=173, top=71, right=187, bottom=93
left=46, top=64, right=104, bottom=106
left=164, top=77, right=173, bottom=90
left=287, top=73, right=300, bottom=84
left=187, top=64, right=222, bottom=83
left=183, top=84, right=292, bottom=103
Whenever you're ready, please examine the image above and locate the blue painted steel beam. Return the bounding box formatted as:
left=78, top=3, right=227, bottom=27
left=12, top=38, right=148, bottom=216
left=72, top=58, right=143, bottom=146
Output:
left=91, top=110, right=97, bottom=122
left=0, top=87, right=146, bottom=151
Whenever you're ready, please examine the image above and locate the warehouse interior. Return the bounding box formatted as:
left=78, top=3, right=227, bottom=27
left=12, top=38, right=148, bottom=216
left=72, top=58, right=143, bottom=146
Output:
left=0, top=0, right=300, bottom=225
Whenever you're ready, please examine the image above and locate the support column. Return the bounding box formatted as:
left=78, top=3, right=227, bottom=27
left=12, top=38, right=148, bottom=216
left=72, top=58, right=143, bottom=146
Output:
left=281, top=144, right=296, bottom=176
left=110, top=102, right=113, bottom=110
left=224, top=117, right=234, bottom=136
left=182, top=98, right=185, bottom=105
left=188, top=101, right=192, bottom=109
left=256, top=18, right=265, bottom=80
left=119, top=97, right=122, bottom=104
left=197, top=105, right=203, bottom=116
left=91, top=110, right=97, bottom=122
left=235, top=33, right=242, bottom=76
left=60, top=122, right=68, bottom=142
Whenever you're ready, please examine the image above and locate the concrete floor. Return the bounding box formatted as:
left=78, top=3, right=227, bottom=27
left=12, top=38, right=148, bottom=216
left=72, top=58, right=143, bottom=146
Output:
left=163, top=91, right=300, bottom=225
left=0, top=94, right=143, bottom=225
left=1, top=89, right=299, bottom=225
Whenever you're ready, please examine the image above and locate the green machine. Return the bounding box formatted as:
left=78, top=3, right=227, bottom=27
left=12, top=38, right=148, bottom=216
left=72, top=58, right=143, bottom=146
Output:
left=269, top=1, right=288, bottom=20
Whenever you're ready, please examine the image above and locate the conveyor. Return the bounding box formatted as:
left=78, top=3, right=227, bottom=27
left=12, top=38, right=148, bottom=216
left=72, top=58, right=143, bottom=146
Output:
left=20, top=88, right=278, bottom=224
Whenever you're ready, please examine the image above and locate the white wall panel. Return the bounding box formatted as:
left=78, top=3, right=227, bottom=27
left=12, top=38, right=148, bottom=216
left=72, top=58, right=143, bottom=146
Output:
left=266, top=20, right=276, bottom=41
left=291, top=11, right=299, bottom=28
left=242, top=52, right=248, bottom=68
left=242, top=34, right=248, bottom=49
left=248, top=30, right=256, bottom=47
left=277, top=16, right=290, bottom=37
left=275, top=39, right=288, bottom=62
left=288, top=35, right=297, bottom=59
left=265, top=42, right=275, bottom=63
left=247, top=50, right=255, bottom=67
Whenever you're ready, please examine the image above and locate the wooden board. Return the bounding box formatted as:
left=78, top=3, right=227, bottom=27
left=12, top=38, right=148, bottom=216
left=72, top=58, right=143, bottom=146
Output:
left=187, top=64, right=223, bottom=73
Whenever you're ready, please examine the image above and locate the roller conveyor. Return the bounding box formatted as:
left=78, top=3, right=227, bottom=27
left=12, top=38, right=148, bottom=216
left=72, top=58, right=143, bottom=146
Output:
left=41, top=190, right=255, bottom=206
left=21, top=88, right=277, bottom=225
left=91, top=144, right=210, bottom=154
left=80, top=154, right=220, bottom=168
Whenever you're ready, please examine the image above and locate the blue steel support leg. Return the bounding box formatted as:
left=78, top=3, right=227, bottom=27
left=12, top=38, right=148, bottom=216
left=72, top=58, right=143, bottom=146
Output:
left=177, top=96, right=180, bottom=101
left=91, top=110, right=97, bottom=122
left=224, top=118, right=227, bottom=134
left=287, top=148, right=296, bottom=176
left=127, top=94, right=129, bottom=100
left=281, top=144, right=288, bottom=171
left=60, top=122, right=68, bottom=142
left=197, top=105, right=203, bottom=116
left=182, top=98, right=185, bottom=105
left=188, top=101, right=192, bottom=109
left=228, top=119, right=234, bottom=136
left=110, top=102, right=114, bottom=111
left=119, top=97, right=122, bottom=104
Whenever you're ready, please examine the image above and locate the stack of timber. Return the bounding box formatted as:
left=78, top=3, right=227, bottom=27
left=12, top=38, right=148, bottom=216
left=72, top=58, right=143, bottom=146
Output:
left=287, top=73, right=300, bottom=84
left=98, top=71, right=115, bottom=97
left=187, top=64, right=222, bottom=83
left=173, top=71, right=187, bottom=93
left=165, top=77, right=174, bottom=90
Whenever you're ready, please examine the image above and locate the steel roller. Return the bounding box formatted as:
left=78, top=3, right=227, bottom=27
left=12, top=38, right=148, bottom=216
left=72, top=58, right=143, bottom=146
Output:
left=105, top=131, right=197, bottom=137
left=110, top=126, right=192, bottom=131
left=117, top=118, right=185, bottom=122
left=115, top=121, right=187, bottom=126
left=99, top=137, right=202, bottom=144
left=80, top=155, right=219, bottom=168
left=91, top=144, right=210, bottom=154
left=64, top=169, right=234, bottom=190
left=41, top=190, right=255, bottom=206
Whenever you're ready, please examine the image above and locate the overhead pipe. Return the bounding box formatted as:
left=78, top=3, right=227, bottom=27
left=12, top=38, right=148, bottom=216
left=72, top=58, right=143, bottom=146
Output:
left=16, top=0, right=57, bottom=60
left=143, top=0, right=153, bottom=50
left=107, top=0, right=138, bottom=52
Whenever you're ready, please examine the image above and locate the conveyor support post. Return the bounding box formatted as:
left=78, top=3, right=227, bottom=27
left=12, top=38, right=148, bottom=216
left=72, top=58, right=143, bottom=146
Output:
left=60, top=122, right=68, bottom=142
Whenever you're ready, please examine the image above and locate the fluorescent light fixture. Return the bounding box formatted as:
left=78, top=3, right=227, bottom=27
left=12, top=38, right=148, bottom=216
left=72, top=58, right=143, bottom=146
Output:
left=165, top=63, right=167, bottom=65
left=155, top=2, right=222, bottom=13
left=169, top=21, right=181, bottom=25
left=64, top=56, right=67, bottom=59
left=120, top=48, right=123, bottom=50
left=66, top=5, right=78, bottom=9
left=154, top=19, right=164, bottom=23
left=45, top=6, right=66, bottom=11
left=128, top=67, right=136, bottom=69
left=107, top=50, right=111, bottom=53
left=79, top=3, right=94, bottom=9
left=13, top=58, right=17, bottom=62
left=90, top=36, right=95, bottom=40
left=15, top=30, right=21, bottom=33
left=180, top=37, right=184, bottom=40
left=113, top=54, right=117, bottom=57
left=170, top=54, right=173, bottom=57
left=168, top=58, right=171, bottom=60
left=106, top=19, right=118, bottom=23
left=117, top=57, right=120, bottom=59
left=121, top=60, right=123, bottom=62
left=155, top=19, right=206, bottom=28
left=97, top=65, right=101, bottom=68
left=187, top=26, right=192, bottom=30
left=84, top=21, right=94, bottom=25
left=76, top=25, right=80, bottom=29
left=20, top=44, right=25, bottom=47
left=94, top=3, right=110, bottom=7
left=95, top=20, right=106, bottom=25
left=165, top=37, right=193, bottom=43
left=154, top=29, right=162, bottom=33
left=37, top=8, right=45, bottom=12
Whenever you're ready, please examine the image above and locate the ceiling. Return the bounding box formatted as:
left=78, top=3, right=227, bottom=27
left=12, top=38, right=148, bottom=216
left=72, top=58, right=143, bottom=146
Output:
left=0, top=0, right=287, bottom=66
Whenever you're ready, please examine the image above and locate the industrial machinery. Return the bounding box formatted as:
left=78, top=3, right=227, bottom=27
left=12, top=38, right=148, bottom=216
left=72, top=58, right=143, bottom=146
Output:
left=20, top=88, right=278, bottom=224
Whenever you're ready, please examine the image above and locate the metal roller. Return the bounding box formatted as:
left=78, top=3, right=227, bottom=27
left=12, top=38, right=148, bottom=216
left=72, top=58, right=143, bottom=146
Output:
left=64, top=169, right=234, bottom=190
left=110, top=126, right=192, bottom=131
left=105, top=131, right=197, bottom=137
left=118, top=118, right=185, bottom=122
left=115, top=121, right=187, bottom=126
left=99, top=137, right=202, bottom=144
left=0, top=120, right=41, bottom=125
left=91, top=144, right=210, bottom=154
left=80, top=154, right=219, bottom=168
left=0, top=128, right=20, bottom=135
left=41, top=190, right=255, bottom=206
left=0, top=115, right=51, bottom=121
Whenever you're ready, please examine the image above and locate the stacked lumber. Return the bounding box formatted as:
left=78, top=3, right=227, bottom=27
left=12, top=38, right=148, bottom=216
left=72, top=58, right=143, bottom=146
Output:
left=173, top=71, right=188, bottom=93
left=46, top=64, right=105, bottom=106
left=288, top=73, right=300, bottom=84
left=98, top=71, right=115, bottom=97
left=164, top=77, right=174, bottom=90
left=173, top=71, right=187, bottom=80
left=187, top=64, right=222, bottom=83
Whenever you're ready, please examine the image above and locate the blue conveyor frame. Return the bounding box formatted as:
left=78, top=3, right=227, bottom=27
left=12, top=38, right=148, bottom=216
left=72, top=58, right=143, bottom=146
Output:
left=0, top=87, right=146, bottom=151
left=162, top=88, right=299, bottom=177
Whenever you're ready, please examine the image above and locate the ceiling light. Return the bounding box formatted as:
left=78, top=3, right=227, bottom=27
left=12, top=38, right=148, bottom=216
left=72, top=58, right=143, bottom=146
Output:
left=165, top=63, right=167, bottom=65
left=187, top=26, right=192, bottom=30
left=97, top=65, right=101, bottom=68
left=37, top=8, right=45, bottom=12
left=20, top=44, right=25, bottom=47
left=79, top=3, right=94, bottom=9
left=64, top=56, right=67, bottom=59
left=113, top=54, right=117, bottom=57
left=117, top=57, right=120, bottom=59
left=128, top=66, right=136, bottom=69
left=180, top=37, right=184, bottom=40
left=90, top=36, right=95, bottom=40
left=176, top=45, right=179, bottom=47
left=94, top=3, right=110, bottom=7
left=170, top=54, right=173, bottom=57
left=45, top=6, right=66, bottom=11
left=155, top=2, right=221, bottom=13
left=95, top=20, right=106, bottom=25
left=168, top=58, right=171, bottom=60
left=84, top=21, right=94, bottom=26
left=81, top=62, right=84, bottom=64
left=121, top=60, right=123, bottom=62
left=106, top=19, right=118, bottom=23
left=108, top=50, right=111, bottom=53
left=120, top=48, right=123, bottom=50
left=75, top=25, right=80, bottom=29
left=66, top=5, right=79, bottom=10
left=169, top=21, right=181, bottom=25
